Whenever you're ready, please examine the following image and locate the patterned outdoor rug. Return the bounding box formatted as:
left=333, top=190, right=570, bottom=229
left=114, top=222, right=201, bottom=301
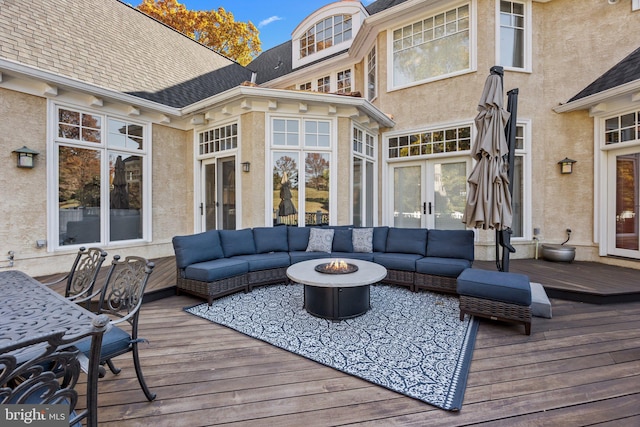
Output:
left=184, top=283, right=479, bottom=411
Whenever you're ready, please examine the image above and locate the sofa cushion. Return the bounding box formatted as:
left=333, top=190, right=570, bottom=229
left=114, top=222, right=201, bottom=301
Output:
left=416, top=257, right=472, bottom=277
left=233, top=252, right=291, bottom=272
left=252, top=227, right=289, bottom=253
left=372, top=226, right=389, bottom=252
left=457, top=269, right=531, bottom=306
left=288, top=227, right=311, bottom=251
left=373, top=253, right=422, bottom=271
left=289, top=251, right=331, bottom=264
left=385, top=228, right=428, bottom=256
left=332, top=228, right=353, bottom=252
left=219, top=229, right=256, bottom=257
left=184, top=258, right=249, bottom=282
left=426, top=229, right=475, bottom=261
left=306, top=228, right=334, bottom=252
left=352, top=228, right=373, bottom=253
left=172, top=230, right=224, bottom=269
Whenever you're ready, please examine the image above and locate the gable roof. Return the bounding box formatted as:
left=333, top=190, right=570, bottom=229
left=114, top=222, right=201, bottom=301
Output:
left=0, top=0, right=251, bottom=108
left=567, top=46, right=640, bottom=103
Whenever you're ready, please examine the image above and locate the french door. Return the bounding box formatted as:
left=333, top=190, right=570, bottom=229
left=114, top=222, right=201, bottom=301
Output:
left=201, top=157, right=236, bottom=231
left=608, top=147, right=640, bottom=258
left=389, top=158, right=470, bottom=229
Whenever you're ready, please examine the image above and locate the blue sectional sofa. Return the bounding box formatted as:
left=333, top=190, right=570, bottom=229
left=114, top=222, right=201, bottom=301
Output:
left=172, top=226, right=474, bottom=305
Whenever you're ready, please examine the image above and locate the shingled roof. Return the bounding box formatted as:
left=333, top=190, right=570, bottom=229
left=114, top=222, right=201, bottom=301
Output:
left=567, top=46, right=640, bottom=103
left=0, top=0, right=252, bottom=108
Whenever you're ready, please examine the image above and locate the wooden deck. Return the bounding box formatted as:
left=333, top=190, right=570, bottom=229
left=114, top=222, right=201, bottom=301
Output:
left=37, top=255, right=640, bottom=425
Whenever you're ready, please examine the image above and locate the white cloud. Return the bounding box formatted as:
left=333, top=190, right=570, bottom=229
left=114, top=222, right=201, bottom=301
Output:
left=259, top=16, right=283, bottom=28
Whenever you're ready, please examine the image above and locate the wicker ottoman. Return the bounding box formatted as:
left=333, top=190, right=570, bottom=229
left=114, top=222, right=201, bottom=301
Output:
left=457, top=268, right=532, bottom=335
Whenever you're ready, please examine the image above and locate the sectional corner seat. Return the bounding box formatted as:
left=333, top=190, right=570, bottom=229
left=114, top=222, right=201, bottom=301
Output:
left=172, top=226, right=475, bottom=305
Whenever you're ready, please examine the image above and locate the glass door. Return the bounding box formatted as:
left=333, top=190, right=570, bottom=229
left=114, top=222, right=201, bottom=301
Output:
left=389, top=158, right=469, bottom=229
left=201, top=157, right=236, bottom=231
left=609, top=149, right=639, bottom=257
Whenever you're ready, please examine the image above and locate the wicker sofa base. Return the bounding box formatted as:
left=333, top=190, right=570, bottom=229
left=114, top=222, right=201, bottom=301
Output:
left=459, top=295, right=532, bottom=335
left=384, top=269, right=415, bottom=292
left=414, top=273, right=457, bottom=294
left=176, top=274, right=248, bottom=306
left=247, top=267, right=289, bottom=291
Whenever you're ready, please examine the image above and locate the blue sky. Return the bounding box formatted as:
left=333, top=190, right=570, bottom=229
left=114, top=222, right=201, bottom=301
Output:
left=178, top=0, right=376, bottom=51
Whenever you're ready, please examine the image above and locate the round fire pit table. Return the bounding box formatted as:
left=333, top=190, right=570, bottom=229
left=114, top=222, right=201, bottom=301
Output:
left=286, top=258, right=387, bottom=320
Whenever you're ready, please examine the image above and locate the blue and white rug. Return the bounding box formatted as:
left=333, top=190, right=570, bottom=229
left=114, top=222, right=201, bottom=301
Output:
left=185, top=283, right=478, bottom=411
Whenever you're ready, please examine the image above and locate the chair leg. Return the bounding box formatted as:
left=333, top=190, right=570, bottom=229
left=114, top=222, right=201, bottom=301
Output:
left=105, top=359, right=121, bottom=375
left=132, top=344, right=156, bottom=401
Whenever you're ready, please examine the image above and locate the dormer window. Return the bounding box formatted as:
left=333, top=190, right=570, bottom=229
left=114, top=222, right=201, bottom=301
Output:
left=300, top=14, right=352, bottom=59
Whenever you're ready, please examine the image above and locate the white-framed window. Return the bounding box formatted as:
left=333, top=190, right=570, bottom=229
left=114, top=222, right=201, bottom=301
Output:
left=53, top=105, right=149, bottom=248
left=299, top=14, right=353, bottom=59
left=198, top=123, right=237, bottom=155
left=388, top=125, right=472, bottom=159
left=604, top=111, right=639, bottom=145
left=317, top=76, right=331, bottom=93
left=390, top=3, right=472, bottom=89
left=511, top=123, right=528, bottom=238
left=497, top=0, right=531, bottom=71
left=299, top=82, right=312, bottom=91
left=353, top=126, right=376, bottom=226
left=337, top=69, right=352, bottom=94
left=271, top=117, right=333, bottom=226
left=367, top=45, right=377, bottom=101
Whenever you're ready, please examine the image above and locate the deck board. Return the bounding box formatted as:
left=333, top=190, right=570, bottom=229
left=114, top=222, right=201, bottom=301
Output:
left=84, top=292, right=640, bottom=426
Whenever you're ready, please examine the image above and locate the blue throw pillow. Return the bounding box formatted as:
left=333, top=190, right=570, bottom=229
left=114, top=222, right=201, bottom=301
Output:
left=219, top=229, right=256, bottom=257
left=426, top=229, right=475, bottom=261
left=385, top=227, right=428, bottom=256
left=288, top=227, right=311, bottom=251
left=253, top=227, right=288, bottom=253
left=332, top=228, right=353, bottom=252
left=373, top=226, right=389, bottom=252
left=172, top=230, right=224, bottom=269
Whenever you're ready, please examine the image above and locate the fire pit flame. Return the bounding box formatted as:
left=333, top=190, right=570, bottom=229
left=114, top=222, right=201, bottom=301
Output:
left=315, top=259, right=358, bottom=274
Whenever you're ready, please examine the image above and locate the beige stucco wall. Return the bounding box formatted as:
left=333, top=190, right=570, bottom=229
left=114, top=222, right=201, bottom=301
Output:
left=0, top=88, right=48, bottom=271
left=240, top=111, right=267, bottom=228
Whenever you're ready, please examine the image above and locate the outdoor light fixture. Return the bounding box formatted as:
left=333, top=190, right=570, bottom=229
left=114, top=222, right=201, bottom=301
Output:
left=12, top=146, right=39, bottom=168
left=241, top=161, right=250, bottom=173
left=558, top=157, right=577, bottom=174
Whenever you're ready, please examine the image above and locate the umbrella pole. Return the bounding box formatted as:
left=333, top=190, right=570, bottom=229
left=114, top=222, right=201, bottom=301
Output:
left=497, top=88, right=520, bottom=272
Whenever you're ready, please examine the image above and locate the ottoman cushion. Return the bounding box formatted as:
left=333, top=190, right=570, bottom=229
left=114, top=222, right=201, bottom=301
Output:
left=457, top=269, right=531, bottom=306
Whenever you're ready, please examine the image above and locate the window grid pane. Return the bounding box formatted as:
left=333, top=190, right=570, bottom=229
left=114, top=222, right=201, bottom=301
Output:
left=388, top=125, right=472, bottom=158
left=299, top=14, right=353, bottom=58
left=198, top=123, right=238, bottom=154
left=500, top=1, right=526, bottom=68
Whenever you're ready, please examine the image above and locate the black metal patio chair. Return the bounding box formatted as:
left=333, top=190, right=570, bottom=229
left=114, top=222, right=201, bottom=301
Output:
left=43, top=246, right=108, bottom=308
left=75, top=255, right=157, bottom=401
left=0, top=323, right=108, bottom=427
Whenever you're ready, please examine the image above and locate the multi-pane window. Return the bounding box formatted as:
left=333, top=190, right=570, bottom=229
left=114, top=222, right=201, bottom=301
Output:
left=198, top=123, right=237, bottom=155
left=511, top=125, right=526, bottom=238
left=56, top=107, right=146, bottom=247
left=299, top=14, right=353, bottom=58
left=353, top=127, right=375, bottom=227
left=500, top=1, right=525, bottom=69
left=299, top=82, right=312, bottom=91
left=392, top=4, right=470, bottom=87
left=367, top=46, right=377, bottom=100
left=605, top=112, right=639, bottom=145
left=272, top=118, right=332, bottom=226
left=317, top=76, right=331, bottom=93
left=388, top=125, right=472, bottom=158
left=337, top=69, right=352, bottom=94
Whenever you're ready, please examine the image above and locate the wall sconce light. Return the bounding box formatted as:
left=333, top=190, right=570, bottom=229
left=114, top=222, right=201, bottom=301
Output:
left=558, top=157, right=577, bottom=174
left=12, top=146, right=40, bottom=168
left=241, top=161, right=250, bottom=173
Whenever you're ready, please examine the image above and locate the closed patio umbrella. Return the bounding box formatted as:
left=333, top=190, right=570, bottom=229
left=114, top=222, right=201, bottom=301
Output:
left=463, top=66, right=517, bottom=271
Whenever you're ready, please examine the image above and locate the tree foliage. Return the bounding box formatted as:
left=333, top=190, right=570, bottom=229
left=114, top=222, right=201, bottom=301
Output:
left=137, top=0, right=261, bottom=65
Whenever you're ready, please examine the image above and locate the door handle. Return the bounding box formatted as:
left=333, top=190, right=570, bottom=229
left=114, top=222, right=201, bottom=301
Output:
left=199, top=203, right=203, bottom=215
left=428, top=202, right=432, bottom=215
left=423, top=202, right=427, bottom=214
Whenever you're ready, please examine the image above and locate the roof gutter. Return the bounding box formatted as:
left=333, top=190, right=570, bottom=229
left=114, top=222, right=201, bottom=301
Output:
left=0, top=58, right=182, bottom=116
left=554, top=79, right=640, bottom=113
left=181, top=85, right=395, bottom=128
